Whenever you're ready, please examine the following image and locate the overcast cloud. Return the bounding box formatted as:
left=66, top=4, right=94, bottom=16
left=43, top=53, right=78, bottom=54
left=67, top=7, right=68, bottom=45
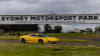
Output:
left=0, top=0, right=100, bottom=14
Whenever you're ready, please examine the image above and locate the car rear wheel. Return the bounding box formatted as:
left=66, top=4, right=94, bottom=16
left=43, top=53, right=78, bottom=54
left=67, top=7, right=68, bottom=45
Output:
left=38, top=39, right=43, bottom=44
left=21, top=38, right=26, bottom=43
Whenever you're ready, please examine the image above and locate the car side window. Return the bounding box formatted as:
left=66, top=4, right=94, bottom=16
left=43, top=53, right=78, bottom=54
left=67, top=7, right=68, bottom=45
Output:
left=30, top=35, right=36, bottom=37
left=38, top=35, right=47, bottom=37
left=38, top=35, right=43, bottom=37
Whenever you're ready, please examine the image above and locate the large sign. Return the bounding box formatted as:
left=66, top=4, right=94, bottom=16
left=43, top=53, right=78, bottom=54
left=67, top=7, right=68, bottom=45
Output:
left=0, top=14, right=100, bottom=24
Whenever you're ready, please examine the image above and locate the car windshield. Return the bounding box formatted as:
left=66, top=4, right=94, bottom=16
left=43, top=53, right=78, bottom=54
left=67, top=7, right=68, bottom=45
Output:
left=30, top=35, right=36, bottom=37
left=38, top=35, right=48, bottom=37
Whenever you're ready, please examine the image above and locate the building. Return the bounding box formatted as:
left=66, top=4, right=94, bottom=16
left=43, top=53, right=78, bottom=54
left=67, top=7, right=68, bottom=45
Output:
left=0, top=14, right=99, bottom=32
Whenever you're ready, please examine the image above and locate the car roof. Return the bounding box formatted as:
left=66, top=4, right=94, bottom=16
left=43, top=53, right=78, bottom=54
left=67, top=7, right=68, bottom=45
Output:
left=28, top=34, right=45, bottom=35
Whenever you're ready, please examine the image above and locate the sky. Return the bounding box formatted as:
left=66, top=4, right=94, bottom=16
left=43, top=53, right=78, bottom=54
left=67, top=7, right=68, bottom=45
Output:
left=0, top=0, right=100, bottom=14
left=0, top=0, right=100, bottom=32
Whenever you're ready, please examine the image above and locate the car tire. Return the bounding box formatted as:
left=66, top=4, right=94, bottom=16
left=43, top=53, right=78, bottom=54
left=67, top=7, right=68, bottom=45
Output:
left=21, top=38, right=26, bottom=43
left=38, top=39, right=43, bottom=44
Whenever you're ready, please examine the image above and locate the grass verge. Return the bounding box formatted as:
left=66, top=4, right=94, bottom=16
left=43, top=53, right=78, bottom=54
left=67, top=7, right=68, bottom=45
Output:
left=0, top=42, right=99, bottom=56
left=46, top=33, right=96, bottom=37
left=60, top=39, right=100, bottom=44
left=0, top=35, right=18, bottom=40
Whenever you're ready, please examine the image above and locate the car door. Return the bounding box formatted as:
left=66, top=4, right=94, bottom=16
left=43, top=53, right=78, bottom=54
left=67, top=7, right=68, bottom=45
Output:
left=28, top=35, right=36, bottom=43
left=29, top=35, right=39, bottom=43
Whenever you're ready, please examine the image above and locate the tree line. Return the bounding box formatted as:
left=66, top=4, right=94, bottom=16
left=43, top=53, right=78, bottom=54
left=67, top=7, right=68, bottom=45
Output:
left=0, top=24, right=62, bottom=33
left=44, top=24, right=62, bottom=33
left=1, top=24, right=100, bottom=34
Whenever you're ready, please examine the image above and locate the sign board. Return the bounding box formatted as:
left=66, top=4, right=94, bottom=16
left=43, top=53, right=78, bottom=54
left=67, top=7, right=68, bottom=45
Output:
left=0, top=14, right=100, bottom=24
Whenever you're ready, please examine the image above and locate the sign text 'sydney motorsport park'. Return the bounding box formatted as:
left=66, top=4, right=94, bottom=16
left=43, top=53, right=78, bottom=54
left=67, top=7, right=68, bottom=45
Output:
left=0, top=14, right=100, bottom=24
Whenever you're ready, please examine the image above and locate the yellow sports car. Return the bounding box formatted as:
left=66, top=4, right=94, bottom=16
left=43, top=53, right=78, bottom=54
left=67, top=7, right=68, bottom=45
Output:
left=19, top=34, right=59, bottom=44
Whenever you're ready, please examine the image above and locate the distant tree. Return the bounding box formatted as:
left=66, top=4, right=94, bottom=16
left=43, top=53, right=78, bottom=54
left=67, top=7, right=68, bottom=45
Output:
left=95, top=26, right=100, bottom=33
left=80, top=30, right=85, bottom=33
left=54, top=25, right=62, bottom=33
left=16, top=32, right=21, bottom=36
left=33, top=24, right=39, bottom=32
left=0, top=24, right=39, bottom=32
left=0, top=29, right=4, bottom=36
left=44, top=24, right=52, bottom=33
left=68, top=31, right=78, bottom=33
left=86, top=28, right=93, bottom=33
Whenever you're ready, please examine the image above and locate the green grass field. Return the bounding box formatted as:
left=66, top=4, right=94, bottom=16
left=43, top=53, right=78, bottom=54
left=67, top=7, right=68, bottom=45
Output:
left=46, top=33, right=96, bottom=37
left=0, top=35, right=18, bottom=40
left=0, top=42, right=99, bottom=56
left=0, top=33, right=99, bottom=56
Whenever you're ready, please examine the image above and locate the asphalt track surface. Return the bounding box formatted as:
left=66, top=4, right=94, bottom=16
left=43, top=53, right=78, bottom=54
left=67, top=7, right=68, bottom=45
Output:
left=0, top=39, right=100, bottom=46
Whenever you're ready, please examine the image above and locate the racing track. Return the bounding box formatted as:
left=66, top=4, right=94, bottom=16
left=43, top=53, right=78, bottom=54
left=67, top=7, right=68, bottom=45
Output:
left=0, top=39, right=100, bottom=46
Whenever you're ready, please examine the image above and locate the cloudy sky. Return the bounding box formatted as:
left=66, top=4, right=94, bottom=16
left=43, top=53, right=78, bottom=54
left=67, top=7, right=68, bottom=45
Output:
left=0, top=0, right=100, bottom=32
left=0, top=0, right=100, bottom=14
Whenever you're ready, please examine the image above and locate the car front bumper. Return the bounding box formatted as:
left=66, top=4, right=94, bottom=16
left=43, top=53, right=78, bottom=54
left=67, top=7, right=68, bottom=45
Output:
left=48, top=41, right=59, bottom=44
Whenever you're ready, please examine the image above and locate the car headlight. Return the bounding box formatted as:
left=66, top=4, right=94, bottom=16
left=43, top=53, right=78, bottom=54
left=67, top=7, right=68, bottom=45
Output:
left=56, top=39, right=58, bottom=41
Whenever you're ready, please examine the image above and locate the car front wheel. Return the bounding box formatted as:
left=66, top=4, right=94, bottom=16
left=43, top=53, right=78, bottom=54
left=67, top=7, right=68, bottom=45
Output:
left=38, top=39, right=43, bottom=44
